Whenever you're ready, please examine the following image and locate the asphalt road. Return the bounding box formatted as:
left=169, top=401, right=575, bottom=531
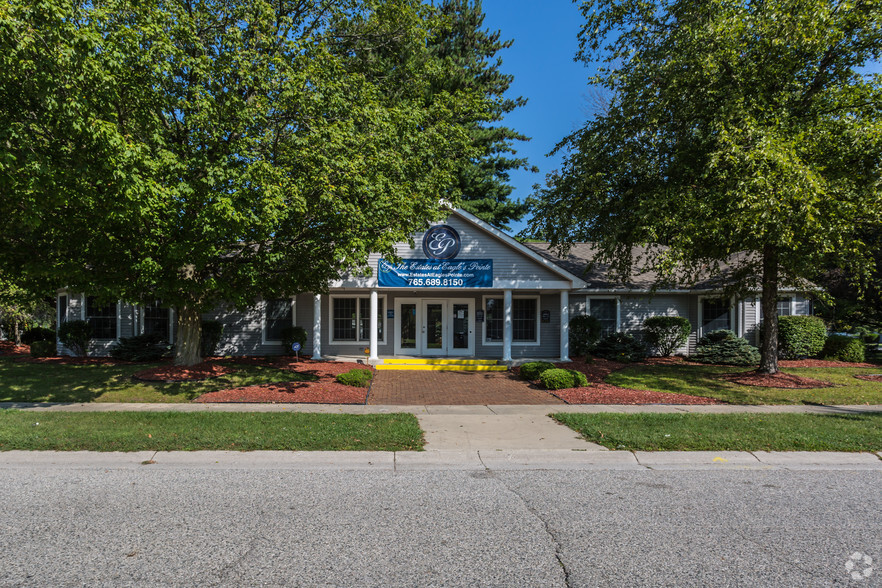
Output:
left=0, top=463, right=879, bottom=587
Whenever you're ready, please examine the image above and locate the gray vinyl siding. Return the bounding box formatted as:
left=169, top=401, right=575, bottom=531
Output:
left=743, top=298, right=760, bottom=346
left=336, top=215, right=564, bottom=288
left=205, top=297, right=307, bottom=357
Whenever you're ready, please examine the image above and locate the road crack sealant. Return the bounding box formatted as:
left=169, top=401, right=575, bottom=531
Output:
left=476, top=451, right=572, bottom=588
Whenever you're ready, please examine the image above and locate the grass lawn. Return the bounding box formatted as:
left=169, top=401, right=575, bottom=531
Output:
left=553, top=412, right=882, bottom=451
left=0, top=411, right=423, bottom=451
left=0, top=358, right=314, bottom=403
left=606, top=364, right=882, bottom=405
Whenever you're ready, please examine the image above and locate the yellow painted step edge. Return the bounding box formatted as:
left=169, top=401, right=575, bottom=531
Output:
left=381, top=358, right=499, bottom=365
left=375, top=364, right=508, bottom=372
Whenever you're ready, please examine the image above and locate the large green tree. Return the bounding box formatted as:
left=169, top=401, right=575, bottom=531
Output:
left=429, top=0, right=534, bottom=230
left=528, top=0, right=882, bottom=373
left=0, top=0, right=484, bottom=364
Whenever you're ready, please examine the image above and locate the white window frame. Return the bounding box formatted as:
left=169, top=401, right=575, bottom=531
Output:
left=328, top=294, right=387, bottom=346
left=139, top=304, right=175, bottom=344
left=481, top=294, right=541, bottom=346
left=698, top=295, right=736, bottom=338
left=586, top=296, right=621, bottom=335
left=261, top=298, right=297, bottom=345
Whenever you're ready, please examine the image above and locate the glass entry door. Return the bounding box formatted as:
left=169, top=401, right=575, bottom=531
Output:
left=394, top=298, right=474, bottom=356
left=421, top=300, right=447, bottom=355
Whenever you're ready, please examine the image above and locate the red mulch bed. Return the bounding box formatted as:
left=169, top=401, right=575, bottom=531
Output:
left=779, top=359, right=878, bottom=368
left=854, top=374, right=882, bottom=382
left=133, top=361, right=236, bottom=382
left=513, top=356, right=723, bottom=405
left=0, top=341, right=31, bottom=357
left=194, top=358, right=372, bottom=404
left=719, top=371, right=833, bottom=389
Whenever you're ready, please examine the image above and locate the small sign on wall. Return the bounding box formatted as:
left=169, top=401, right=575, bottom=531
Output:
left=387, top=309, right=394, bottom=319
left=475, top=309, right=485, bottom=323
left=541, top=310, right=551, bottom=324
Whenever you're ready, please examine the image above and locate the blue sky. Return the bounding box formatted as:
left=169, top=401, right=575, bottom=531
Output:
left=479, top=1, right=882, bottom=236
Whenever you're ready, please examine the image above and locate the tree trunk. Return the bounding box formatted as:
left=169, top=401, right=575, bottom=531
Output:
left=13, top=320, right=21, bottom=346
left=758, top=244, right=779, bottom=374
left=175, top=305, right=202, bottom=366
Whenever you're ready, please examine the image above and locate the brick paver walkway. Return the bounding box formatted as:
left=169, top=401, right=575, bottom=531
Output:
left=367, top=370, right=563, bottom=405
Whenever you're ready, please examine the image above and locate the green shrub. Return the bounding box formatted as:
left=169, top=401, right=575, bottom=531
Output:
left=643, top=316, right=691, bottom=356
left=29, top=340, right=56, bottom=357
left=569, top=315, right=602, bottom=356
left=21, top=327, right=56, bottom=345
left=282, top=326, right=308, bottom=355
left=335, top=368, right=373, bottom=387
left=776, top=315, right=827, bottom=359
left=540, top=368, right=588, bottom=390
left=592, top=332, right=646, bottom=362
left=200, top=320, right=224, bottom=357
left=693, top=330, right=760, bottom=366
left=109, top=333, right=169, bottom=362
left=821, top=335, right=866, bottom=363
left=519, top=361, right=556, bottom=381
left=57, top=320, right=92, bottom=357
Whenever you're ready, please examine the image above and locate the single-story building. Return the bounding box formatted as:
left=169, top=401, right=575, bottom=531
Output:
left=56, top=208, right=812, bottom=361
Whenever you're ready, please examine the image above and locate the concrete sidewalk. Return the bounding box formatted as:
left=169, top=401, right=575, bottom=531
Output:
left=0, top=449, right=878, bottom=470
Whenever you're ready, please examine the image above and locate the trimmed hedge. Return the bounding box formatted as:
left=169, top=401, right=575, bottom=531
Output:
left=692, top=330, right=760, bottom=366
left=57, top=320, right=92, bottom=357
left=200, top=321, right=224, bottom=357
left=643, top=316, right=690, bottom=356
left=569, top=315, right=602, bottom=357
left=21, top=327, right=56, bottom=345
left=592, top=332, right=646, bottom=362
left=540, top=368, right=589, bottom=390
left=109, top=333, right=169, bottom=362
left=29, top=340, right=56, bottom=358
left=282, top=326, right=308, bottom=355
left=519, top=361, right=556, bottom=381
left=336, top=368, right=373, bottom=387
left=821, top=335, right=866, bottom=363
left=777, top=315, right=826, bottom=359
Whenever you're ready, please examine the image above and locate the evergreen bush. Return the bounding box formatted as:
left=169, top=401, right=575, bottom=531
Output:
left=692, top=330, right=760, bottom=366
left=200, top=320, right=224, bottom=357
left=592, top=332, right=646, bottom=362
left=540, top=368, right=588, bottom=390
left=519, top=361, right=556, bottom=381
left=57, top=320, right=92, bottom=357
left=642, top=316, right=691, bottom=356
left=569, top=315, right=602, bottom=356
left=335, top=368, right=373, bottom=387
left=21, top=327, right=56, bottom=345
left=777, top=315, right=826, bottom=359
left=29, top=340, right=56, bottom=357
left=821, top=335, right=866, bottom=363
left=282, top=326, right=308, bottom=355
left=109, top=333, right=169, bottom=362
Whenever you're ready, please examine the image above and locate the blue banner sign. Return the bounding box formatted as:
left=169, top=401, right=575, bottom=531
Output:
left=378, top=259, right=493, bottom=288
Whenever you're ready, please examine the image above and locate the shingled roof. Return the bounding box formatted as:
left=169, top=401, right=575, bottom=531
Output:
left=525, top=242, right=754, bottom=292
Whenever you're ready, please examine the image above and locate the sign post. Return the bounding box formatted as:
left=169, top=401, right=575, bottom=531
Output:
left=291, top=342, right=302, bottom=362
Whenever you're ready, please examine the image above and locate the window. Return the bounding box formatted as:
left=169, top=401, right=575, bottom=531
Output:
left=331, top=296, right=385, bottom=344
left=588, top=298, right=617, bottom=336
left=143, top=302, right=171, bottom=342
left=58, top=295, right=68, bottom=326
left=702, top=298, right=731, bottom=333
left=86, top=297, right=117, bottom=339
left=485, top=298, right=504, bottom=343
left=512, top=298, right=537, bottom=342
left=483, top=296, right=539, bottom=344
left=777, top=298, right=792, bottom=316
left=264, top=299, right=293, bottom=342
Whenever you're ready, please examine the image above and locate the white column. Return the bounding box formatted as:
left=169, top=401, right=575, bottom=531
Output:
left=312, top=294, right=322, bottom=360
left=369, top=289, right=379, bottom=361
left=560, top=290, right=570, bottom=362
left=502, top=289, right=512, bottom=362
